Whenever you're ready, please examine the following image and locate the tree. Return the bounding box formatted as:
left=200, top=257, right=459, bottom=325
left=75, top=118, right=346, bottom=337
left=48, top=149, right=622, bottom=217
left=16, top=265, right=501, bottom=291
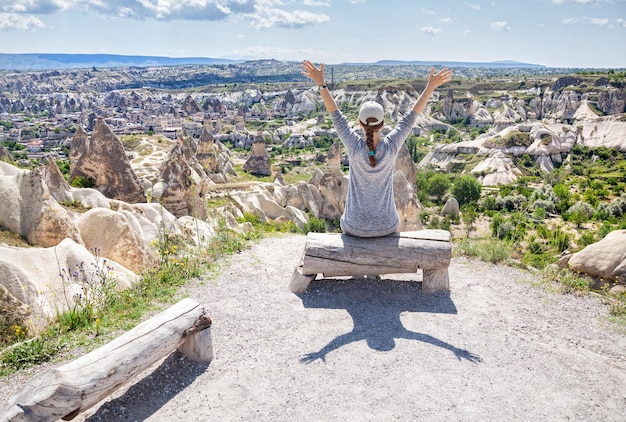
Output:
left=452, top=175, right=482, bottom=206
left=427, top=174, right=451, bottom=203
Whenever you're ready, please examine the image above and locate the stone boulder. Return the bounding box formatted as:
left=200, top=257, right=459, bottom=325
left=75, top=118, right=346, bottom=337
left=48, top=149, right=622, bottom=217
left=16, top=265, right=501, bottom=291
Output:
left=0, top=238, right=138, bottom=334
left=0, top=162, right=82, bottom=247
left=565, top=230, right=626, bottom=285
left=76, top=208, right=159, bottom=274
left=70, top=119, right=145, bottom=203
left=441, top=197, right=460, bottom=216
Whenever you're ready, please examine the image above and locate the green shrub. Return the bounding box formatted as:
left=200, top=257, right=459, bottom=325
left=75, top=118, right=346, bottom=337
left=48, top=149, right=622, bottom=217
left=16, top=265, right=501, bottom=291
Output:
left=300, top=215, right=327, bottom=234
left=532, top=199, right=556, bottom=214
left=452, top=175, right=482, bottom=206
left=427, top=174, right=451, bottom=203
left=70, top=175, right=95, bottom=188
left=578, top=232, right=596, bottom=247
left=566, top=201, right=595, bottom=227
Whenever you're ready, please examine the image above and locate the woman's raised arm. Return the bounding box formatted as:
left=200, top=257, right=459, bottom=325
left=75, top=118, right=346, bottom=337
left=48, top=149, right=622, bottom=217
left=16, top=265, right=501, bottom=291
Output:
left=302, top=60, right=339, bottom=113
left=412, top=67, right=453, bottom=114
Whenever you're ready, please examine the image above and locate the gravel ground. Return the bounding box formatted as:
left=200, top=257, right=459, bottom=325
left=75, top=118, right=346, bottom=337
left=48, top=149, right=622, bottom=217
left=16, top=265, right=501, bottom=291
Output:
left=2, top=233, right=626, bottom=421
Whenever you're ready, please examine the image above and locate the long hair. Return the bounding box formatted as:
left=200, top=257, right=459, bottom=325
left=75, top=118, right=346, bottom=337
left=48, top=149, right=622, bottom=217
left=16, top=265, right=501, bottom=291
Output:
left=361, top=117, right=384, bottom=167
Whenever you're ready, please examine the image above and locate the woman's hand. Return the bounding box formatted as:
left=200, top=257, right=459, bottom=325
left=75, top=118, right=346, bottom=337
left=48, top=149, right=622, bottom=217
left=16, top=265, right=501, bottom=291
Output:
left=427, top=67, right=453, bottom=90
left=301, top=60, right=326, bottom=87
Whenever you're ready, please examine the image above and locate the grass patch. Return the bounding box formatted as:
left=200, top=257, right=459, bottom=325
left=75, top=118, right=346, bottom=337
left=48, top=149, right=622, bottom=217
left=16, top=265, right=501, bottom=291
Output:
left=454, top=238, right=516, bottom=265
left=0, top=229, right=30, bottom=247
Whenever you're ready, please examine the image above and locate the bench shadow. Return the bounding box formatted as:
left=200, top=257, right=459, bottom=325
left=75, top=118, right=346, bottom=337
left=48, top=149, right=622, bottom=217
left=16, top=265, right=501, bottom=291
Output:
left=83, top=351, right=210, bottom=421
left=298, top=277, right=481, bottom=364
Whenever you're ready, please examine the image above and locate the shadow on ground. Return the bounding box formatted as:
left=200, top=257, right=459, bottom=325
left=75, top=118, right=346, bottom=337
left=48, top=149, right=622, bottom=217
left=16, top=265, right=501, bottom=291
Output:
left=84, top=352, right=210, bottom=421
left=298, top=277, right=481, bottom=363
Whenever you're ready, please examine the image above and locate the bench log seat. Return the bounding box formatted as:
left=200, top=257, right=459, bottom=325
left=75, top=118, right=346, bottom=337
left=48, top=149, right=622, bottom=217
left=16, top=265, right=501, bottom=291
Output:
left=1, top=298, right=213, bottom=422
left=290, top=230, right=452, bottom=294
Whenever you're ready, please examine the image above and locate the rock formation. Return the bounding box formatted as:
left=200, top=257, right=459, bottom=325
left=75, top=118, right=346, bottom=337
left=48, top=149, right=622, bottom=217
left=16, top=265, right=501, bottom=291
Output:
left=196, top=126, right=237, bottom=183
left=0, top=162, right=82, bottom=247
left=308, top=140, right=348, bottom=221
left=230, top=184, right=309, bottom=227
left=243, top=130, right=271, bottom=176
left=0, top=144, right=13, bottom=164
left=76, top=208, right=159, bottom=274
left=43, top=155, right=73, bottom=203
left=561, top=229, right=626, bottom=287
left=0, top=238, right=138, bottom=333
left=471, top=150, right=523, bottom=186
left=156, top=130, right=213, bottom=219
left=182, top=95, right=200, bottom=115
left=70, top=118, right=146, bottom=203
left=441, top=197, right=460, bottom=216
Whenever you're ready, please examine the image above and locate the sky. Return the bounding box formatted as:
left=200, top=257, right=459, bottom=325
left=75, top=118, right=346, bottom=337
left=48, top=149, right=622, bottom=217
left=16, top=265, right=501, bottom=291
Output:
left=0, top=0, right=625, bottom=68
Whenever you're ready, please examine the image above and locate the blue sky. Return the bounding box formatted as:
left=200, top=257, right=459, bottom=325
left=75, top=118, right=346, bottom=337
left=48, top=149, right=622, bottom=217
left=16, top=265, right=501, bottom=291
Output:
left=0, top=0, right=624, bottom=68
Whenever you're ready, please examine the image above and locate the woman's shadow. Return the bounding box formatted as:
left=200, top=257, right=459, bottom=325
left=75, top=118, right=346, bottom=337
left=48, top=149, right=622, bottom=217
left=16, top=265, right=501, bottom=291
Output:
left=298, top=277, right=481, bottom=364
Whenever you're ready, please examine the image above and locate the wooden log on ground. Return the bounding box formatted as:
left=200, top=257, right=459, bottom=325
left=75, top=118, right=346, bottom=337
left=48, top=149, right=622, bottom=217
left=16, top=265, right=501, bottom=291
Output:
left=1, top=298, right=213, bottom=422
left=290, top=230, right=451, bottom=294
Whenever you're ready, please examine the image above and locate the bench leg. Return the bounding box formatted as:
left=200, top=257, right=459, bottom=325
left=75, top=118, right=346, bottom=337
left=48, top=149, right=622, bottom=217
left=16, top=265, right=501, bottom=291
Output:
left=422, top=267, right=450, bottom=294
left=289, top=265, right=317, bottom=293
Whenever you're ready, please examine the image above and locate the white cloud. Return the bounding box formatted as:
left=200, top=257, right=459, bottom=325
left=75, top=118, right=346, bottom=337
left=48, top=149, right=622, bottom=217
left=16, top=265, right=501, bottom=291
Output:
left=618, top=18, right=626, bottom=27
left=490, top=20, right=510, bottom=31
left=420, top=26, right=441, bottom=35
left=0, top=12, right=45, bottom=30
left=420, top=8, right=435, bottom=15
left=0, top=0, right=330, bottom=29
left=589, top=17, right=609, bottom=25
left=564, top=16, right=614, bottom=26
left=553, top=0, right=615, bottom=4
left=303, top=0, right=331, bottom=6
left=249, top=8, right=329, bottom=29
left=464, top=2, right=481, bottom=10
left=439, top=17, right=454, bottom=23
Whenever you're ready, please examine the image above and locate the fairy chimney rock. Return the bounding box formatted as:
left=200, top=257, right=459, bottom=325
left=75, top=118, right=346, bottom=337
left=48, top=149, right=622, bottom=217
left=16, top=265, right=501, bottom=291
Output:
left=70, top=118, right=145, bottom=203
left=197, top=126, right=220, bottom=174
left=234, top=109, right=246, bottom=132
left=243, top=130, right=271, bottom=176
left=157, top=131, right=212, bottom=218
left=182, top=95, right=200, bottom=115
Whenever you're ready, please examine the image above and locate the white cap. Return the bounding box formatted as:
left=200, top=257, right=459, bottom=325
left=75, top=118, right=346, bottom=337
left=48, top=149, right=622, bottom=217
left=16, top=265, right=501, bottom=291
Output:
left=358, top=101, right=384, bottom=126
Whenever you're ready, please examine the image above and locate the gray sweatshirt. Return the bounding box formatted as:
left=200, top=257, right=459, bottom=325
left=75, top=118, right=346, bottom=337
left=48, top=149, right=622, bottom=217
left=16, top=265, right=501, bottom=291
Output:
left=331, top=108, right=418, bottom=237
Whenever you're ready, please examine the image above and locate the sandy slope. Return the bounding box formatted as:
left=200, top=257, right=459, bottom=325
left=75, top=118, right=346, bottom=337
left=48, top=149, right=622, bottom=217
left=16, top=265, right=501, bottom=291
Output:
left=2, top=234, right=626, bottom=421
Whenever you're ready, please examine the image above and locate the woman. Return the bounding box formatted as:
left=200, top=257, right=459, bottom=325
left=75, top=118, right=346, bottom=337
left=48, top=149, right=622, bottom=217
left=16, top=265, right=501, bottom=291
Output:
left=301, top=60, right=452, bottom=237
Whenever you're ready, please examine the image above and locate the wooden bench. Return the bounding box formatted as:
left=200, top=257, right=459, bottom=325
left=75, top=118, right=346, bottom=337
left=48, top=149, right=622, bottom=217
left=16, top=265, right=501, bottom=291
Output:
left=1, top=298, right=213, bottom=422
left=289, top=230, right=452, bottom=294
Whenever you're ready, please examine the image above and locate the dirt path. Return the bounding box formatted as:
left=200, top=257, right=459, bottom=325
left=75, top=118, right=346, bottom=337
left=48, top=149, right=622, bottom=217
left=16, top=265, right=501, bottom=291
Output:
left=2, top=234, right=626, bottom=421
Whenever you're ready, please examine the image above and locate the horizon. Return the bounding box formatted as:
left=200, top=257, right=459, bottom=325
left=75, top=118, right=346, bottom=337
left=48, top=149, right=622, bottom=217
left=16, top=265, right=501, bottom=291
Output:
left=0, top=1, right=625, bottom=68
